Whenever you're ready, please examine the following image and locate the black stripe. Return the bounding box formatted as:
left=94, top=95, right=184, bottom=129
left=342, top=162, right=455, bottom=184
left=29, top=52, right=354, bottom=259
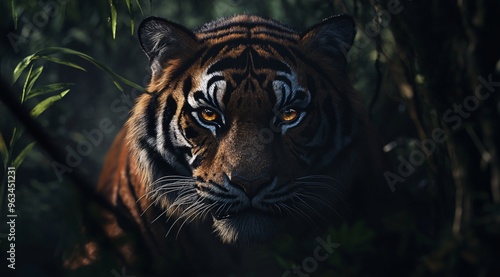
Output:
left=201, top=28, right=298, bottom=43
left=251, top=30, right=297, bottom=43
left=274, top=74, right=293, bottom=107
left=200, top=38, right=297, bottom=67
left=197, top=21, right=296, bottom=37
left=199, top=30, right=249, bottom=40
left=222, top=82, right=234, bottom=107
left=266, top=43, right=298, bottom=67
left=145, top=93, right=161, bottom=140
left=153, top=95, right=191, bottom=172
left=206, top=48, right=291, bottom=89
left=266, top=80, right=277, bottom=108
left=184, top=126, right=199, bottom=139
left=138, top=138, right=177, bottom=174
left=201, top=43, right=228, bottom=66
left=182, top=76, right=192, bottom=97
left=207, top=51, right=249, bottom=74
left=162, top=95, right=178, bottom=135
left=206, top=75, right=226, bottom=110
left=250, top=48, right=291, bottom=73
left=206, top=75, right=225, bottom=90
left=193, top=91, right=204, bottom=102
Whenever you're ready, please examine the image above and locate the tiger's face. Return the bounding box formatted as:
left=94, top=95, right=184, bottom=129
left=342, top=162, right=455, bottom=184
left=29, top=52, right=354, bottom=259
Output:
left=130, top=15, right=359, bottom=244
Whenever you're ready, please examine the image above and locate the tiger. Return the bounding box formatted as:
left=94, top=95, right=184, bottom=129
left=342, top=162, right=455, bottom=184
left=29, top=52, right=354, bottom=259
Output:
left=86, top=14, right=394, bottom=275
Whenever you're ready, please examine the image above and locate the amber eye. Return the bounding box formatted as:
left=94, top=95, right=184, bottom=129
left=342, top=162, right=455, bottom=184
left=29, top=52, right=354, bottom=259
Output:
left=200, top=108, right=218, bottom=122
left=281, top=108, right=299, bottom=122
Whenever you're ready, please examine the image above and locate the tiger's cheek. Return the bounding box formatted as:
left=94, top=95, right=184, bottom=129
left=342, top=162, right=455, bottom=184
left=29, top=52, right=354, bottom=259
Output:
left=192, top=155, right=226, bottom=186
left=178, top=115, right=221, bottom=180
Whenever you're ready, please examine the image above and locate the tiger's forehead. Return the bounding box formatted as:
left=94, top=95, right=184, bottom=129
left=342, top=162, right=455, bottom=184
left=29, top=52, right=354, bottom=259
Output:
left=201, top=45, right=293, bottom=86
left=195, top=14, right=300, bottom=43
left=188, top=46, right=310, bottom=114
left=188, top=15, right=306, bottom=88
left=185, top=15, right=310, bottom=116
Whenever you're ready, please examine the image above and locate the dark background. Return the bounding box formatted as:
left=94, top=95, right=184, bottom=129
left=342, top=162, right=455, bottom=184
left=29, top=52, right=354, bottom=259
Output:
left=1, top=0, right=499, bottom=276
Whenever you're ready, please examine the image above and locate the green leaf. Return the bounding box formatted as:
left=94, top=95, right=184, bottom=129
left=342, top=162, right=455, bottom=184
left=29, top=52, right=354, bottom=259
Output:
left=135, top=0, right=144, bottom=15
left=125, top=0, right=134, bottom=35
left=11, top=0, right=18, bottom=30
left=14, top=47, right=144, bottom=95
left=12, top=142, right=36, bottom=168
left=30, top=89, right=70, bottom=118
left=27, top=83, right=74, bottom=100
left=112, top=80, right=123, bottom=92
left=109, top=0, right=118, bottom=39
left=9, top=127, right=24, bottom=149
left=12, top=54, right=36, bottom=84
left=39, top=56, right=86, bottom=71
left=42, top=47, right=144, bottom=91
left=0, top=132, right=8, bottom=167
left=9, top=128, right=17, bottom=148
left=26, top=65, right=44, bottom=98
left=21, top=64, right=34, bottom=104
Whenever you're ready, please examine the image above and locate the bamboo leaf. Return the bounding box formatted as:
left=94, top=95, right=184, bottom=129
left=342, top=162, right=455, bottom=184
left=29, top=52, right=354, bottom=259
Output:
left=125, top=0, right=132, bottom=11
left=130, top=19, right=135, bottom=36
left=0, top=132, right=8, bottom=167
left=9, top=128, right=17, bottom=149
left=12, top=142, right=36, bottom=168
left=125, top=0, right=134, bottom=35
left=109, top=0, right=118, bottom=39
left=14, top=47, right=144, bottom=96
left=26, top=65, right=44, bottom=98
left=112, top=80, right=123, bottom=92
left=27, top=83, right=74, bottom=100
left=40, top=47, right=144, bottom=91
left=21, top=64, right=34, bottom=104
left=12, top=54, right=36, bottom=84
left=39, top=56, right=86, bottom=71
left=30, top=89, right=70, bottom=118
left=10, top=127, right=24, bottom=147
left=135, top=0, right=144, bottom=15
left=11, top=0, right=18, bottom=30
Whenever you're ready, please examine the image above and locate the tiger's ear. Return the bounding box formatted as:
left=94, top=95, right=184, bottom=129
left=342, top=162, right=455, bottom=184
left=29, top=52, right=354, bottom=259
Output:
left=300, top=14, right=356, bottom=70
left=138, top=17, right=198, bottom=77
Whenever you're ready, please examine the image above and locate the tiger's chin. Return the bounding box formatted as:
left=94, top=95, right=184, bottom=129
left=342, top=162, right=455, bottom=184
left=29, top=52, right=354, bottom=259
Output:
left=211, top=210, right=282, bottom=245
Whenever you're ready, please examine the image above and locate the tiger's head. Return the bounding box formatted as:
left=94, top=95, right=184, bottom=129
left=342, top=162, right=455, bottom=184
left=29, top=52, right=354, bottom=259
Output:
left=128, top=15, right=364, bottom=244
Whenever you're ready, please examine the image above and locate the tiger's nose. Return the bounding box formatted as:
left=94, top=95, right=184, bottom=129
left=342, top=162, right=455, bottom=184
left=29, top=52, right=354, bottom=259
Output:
left=228, top=174, right=272, bottom=197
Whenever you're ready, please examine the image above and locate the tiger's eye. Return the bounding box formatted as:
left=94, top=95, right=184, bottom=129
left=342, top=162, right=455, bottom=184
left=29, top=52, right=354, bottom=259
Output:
left=282, top=108, right=298, bottom=122
left=200, top=108, right=218, bottom=122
